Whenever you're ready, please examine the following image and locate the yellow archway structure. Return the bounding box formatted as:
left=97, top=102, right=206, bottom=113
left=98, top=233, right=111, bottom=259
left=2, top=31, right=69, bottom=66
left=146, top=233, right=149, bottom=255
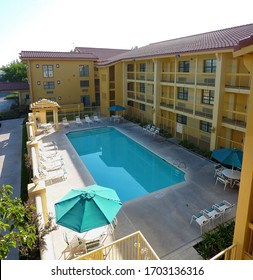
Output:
left=30, top=99, right=60, bottom=132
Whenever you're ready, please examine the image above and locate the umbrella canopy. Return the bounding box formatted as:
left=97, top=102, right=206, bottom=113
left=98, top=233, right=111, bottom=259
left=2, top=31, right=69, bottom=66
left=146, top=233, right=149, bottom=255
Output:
left=55, top=184, right=122, bottom=233
left=108, top=105, right=126, bottom=111
left=211, top=148, right=243, bottom=169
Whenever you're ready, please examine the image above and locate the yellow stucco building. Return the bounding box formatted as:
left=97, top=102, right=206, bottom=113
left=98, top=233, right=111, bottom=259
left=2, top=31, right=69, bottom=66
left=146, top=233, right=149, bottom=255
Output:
left=99, top=24, right=253, bottom=152
left=20, top=48, right=129, bottom=114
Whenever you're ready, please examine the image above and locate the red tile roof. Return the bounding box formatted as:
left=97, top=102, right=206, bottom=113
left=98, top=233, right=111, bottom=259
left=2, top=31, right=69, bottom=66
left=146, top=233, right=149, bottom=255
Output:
left=20, top=51, right=97, bottom=60
left=0, top=82, right=29, bottom=91
left=100, top=23, right=253, bottom=65
left=74, top=47, right=130, bottom=61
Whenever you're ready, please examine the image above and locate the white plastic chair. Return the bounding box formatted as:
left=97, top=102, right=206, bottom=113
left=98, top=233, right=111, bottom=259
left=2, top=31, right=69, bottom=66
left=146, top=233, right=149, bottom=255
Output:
left=212, top=200, right=235, bottom=221
left=201, top=208, right=222, bottom=226
left=190, top=212, right=211, bottom=234
left=75, top=117, right=83, bottom=126
left=85, top=115, right=93, bottom=125
left=40, top=159, right=64, bottom=171
left=215, top=175, right=230, bottom=190
left=62, top=117, right=70, bottom=127
left=93, top=115, right=101, bottom=123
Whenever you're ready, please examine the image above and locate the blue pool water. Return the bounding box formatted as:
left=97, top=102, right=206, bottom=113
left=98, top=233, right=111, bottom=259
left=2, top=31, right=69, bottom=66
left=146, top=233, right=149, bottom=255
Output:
left=67, top=127, right=185, bottom=202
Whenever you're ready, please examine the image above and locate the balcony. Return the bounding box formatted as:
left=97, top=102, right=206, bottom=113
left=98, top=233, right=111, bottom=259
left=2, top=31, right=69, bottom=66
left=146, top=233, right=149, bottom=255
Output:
left=225, top=73, right=251, bottom=93
left=160, top=97, right=174, bottom=109
left=75, top=231, right=160, bottom=260
left=175, top=101, right=193, bottom=114
left=195, top=105, right=213, bottom=119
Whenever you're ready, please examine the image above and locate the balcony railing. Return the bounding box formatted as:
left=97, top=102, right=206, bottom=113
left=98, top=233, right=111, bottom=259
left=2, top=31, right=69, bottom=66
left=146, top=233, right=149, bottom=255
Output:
left=210, top=244, right=237, bottom=260
left=75, top=231, right=159, bottom=260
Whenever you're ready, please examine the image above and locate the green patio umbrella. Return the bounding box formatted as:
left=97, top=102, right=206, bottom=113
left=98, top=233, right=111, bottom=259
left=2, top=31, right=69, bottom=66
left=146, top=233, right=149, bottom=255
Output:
left=211, top=148, right=243, bottom=169
left=55, top=184, right=122, bottom=233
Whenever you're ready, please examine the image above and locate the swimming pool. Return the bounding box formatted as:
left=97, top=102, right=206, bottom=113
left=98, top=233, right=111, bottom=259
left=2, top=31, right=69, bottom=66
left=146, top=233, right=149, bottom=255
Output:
left=67, top=127, right=185, bottom=202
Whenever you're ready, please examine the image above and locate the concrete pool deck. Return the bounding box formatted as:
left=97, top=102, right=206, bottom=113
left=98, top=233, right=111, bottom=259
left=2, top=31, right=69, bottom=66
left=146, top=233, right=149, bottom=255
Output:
left=1, top=117, right=238, bottom=260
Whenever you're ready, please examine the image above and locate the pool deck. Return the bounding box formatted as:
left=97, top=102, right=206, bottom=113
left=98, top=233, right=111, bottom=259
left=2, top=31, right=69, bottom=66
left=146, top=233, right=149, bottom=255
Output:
left=1, top=117, right=238, bottom=260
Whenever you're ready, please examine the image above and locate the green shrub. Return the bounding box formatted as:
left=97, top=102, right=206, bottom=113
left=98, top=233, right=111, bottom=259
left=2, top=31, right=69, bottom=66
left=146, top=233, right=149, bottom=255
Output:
left=194, top=220, right=235, bottom=259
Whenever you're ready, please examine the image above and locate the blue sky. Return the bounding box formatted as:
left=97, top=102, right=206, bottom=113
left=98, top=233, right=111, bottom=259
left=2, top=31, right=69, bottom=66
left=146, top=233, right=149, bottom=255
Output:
left=0, top=0, right=252, bottom=67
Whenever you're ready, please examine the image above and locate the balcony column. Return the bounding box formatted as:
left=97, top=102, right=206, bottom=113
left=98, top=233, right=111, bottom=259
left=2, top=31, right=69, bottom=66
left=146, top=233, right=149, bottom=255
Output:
left=233, top=53, right=253, bottom=259
left=210, top=53, right=225, bottom=150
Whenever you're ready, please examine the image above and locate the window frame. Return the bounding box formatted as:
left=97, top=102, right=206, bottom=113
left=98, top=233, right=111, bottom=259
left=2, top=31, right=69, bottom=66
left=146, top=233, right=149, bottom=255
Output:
left=201, top=89, right=214, bottom=105
left=42, top=65, right=54, bottom=78
left=178, top=61, right=190, bottom=72
left=176, top=114, right=187, bottom=124
left=203, top=59, right=216, bottom=73
left=79, top=65, right=89, bottom=77
left=43, top=81, right=55, bottom=89
left=177, top=87, right=188, bottom=100
left=200, top=120, right=212, bottom=133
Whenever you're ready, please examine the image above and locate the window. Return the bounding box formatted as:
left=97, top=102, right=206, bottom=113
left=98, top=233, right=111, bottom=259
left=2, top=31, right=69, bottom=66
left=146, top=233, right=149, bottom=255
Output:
left=178, top=61, right=189, bottom=72
left=176, top=114, right=187, bottom=124
left=80, top=65, right=89, bottom=77
left=80, top=80, right=89, bottom=87
left=128, top=100, right=134, bottom=107
left=200, top=120, right=212, bottom=133
left=139, top=104, right=145, bottom=111
left=202, top=89, right=214, bottom=105
left=177, top=87, right=188, bottom=100
left=139, top=63, right=146, bottom=72
left=127, top=64, right=134, bottom=72
left=42, top=65, right=53, bottom=77
left=43, top=81, right=55, bottom=89
left=140, top=83, right=145, bottom=93
left=203, top=59, right=216, bottom=73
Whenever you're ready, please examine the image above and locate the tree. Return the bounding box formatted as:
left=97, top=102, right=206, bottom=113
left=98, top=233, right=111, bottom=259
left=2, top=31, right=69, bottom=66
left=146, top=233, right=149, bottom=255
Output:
left=0, top=185, right=58, bottom=260
left=0, top=60, right=27, bottom=82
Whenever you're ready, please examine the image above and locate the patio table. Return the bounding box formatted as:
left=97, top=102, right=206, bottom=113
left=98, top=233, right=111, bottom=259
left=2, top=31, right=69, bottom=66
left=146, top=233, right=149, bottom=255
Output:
left=222, top=169, right=241, bottom=187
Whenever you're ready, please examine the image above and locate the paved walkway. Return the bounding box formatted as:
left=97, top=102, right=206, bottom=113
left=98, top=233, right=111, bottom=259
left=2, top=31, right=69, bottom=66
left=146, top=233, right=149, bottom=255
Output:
left=0, top=117, right=238, bottom=260
left=0, top=118, right=24, bottom=260
left=39, top=118, right=238, bottom=260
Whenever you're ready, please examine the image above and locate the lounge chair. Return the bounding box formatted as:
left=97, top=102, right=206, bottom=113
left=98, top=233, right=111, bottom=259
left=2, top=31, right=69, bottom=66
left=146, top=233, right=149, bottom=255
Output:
left=40, top=149, right=58, bottom=158
left=190, top=212, right=211, bottom=234
left=40, top=141, right=57, bottom=147
left=40, top=154, right=63, bottom=162
left=62, top=117, right=70, bottom=127
left=39, top=142, right=58, bottom=152
left=75, top=117, right=83, bottom=126
left=212, top=200, right=235, bottom=220
left=201, top=208, right=222, bottom=226
left=151, top=127, right=160, bottom=136
left=39, top=168, right=67, bottom=184
left=40, top=159, right=64, bottom=171
left=215, top=174, right=230, bottom=190
left=143, top=124, right=152, bottom=133
left=93, top=115, right=101, bottom=123
left=85, top=115, right=93, bottom=125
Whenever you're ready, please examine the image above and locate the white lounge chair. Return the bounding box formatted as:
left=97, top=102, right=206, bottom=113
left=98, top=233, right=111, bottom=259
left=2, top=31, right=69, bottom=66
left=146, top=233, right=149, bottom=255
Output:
left=143, top=124, right=152, bottom=132
left=40, top=141, right=57, bottom=147
left=38, top=142, right=58, bottom=152
left=151, top=127, right=160, bottom=136
left=75, top=117, right=83, bottom=126
left=190, top=212, right=211, bottom=234
left=40, top=154, right=63, bottom=162
left=201, top=208, right=222, bottom=226
left=212, top=200, right=235, bottom=220
left=85, top=115, right=93, bottom=125
left=40, top=159, right=64, bottom=171
left=62, top=117, right=70, bottom=127
left=40, top=149, right=58, bottom=158
left=39, top=168, right=67, bottom=184
left=93, top=115, right=101, bottom=123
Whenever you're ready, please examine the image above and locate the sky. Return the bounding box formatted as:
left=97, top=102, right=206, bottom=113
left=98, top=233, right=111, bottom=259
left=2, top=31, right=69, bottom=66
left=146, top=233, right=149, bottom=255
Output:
left=0, top=0, right=252, bottom=67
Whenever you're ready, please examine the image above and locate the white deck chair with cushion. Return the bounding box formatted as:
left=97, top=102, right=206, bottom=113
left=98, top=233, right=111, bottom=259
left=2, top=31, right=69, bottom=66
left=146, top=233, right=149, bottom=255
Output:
left=212, top=200, right=235, bottom=221
left=214, top=164, right=225, bottom=178
left=190, top=212, right=211, bottom=234
left=40, top=141, right=57, bottom=148
left=40, top=149, right=58, bottom=158
left=40, top=154, right=63, bottom=162
left=39, top=168, right=67, bottom=184
left=201, top=208, right=222, bottom=225
left=75, top=116, right=83, bottom=126
left=62, top=117, right=70, bottom=127
left=93, top=115, right=101, bottom=123
left=85, top=115, right=93, bottom=125
left=40, top=159, right=64, bottom=171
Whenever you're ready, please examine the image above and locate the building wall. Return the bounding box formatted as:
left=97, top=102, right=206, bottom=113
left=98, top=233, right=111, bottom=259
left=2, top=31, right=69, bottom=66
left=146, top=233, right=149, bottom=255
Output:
left=100, top=50, right=251, bottom=151
left=26, top=59, right=97, bottom=107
